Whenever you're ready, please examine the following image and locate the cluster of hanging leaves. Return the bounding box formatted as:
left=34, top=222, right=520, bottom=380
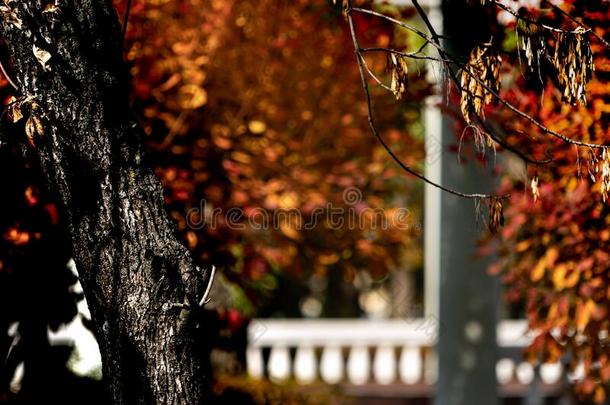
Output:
left=115, top=0, right=429, bottom=314
left=487, top=197, right=505, bottom=234
left=460, top=43, right=501, bottom=126
left=489, top=0, right=610, bottom=401
left=553, top=27, right=594, bottom=105
left=516, top=8, right=546, bottom=80
left=388, top=53, right=409, bottom=100
left=514, top=5, right=594, bottom=103
left=459, top=4, right=595, bottom=149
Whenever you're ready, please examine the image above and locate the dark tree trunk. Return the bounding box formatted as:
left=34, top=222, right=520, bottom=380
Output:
left=0, top=1, right=211, bottom=403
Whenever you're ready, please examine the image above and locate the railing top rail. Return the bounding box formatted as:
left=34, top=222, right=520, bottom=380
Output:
left=248, top=318, right=532, bottom=348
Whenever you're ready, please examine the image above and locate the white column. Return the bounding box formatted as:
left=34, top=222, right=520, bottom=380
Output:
left=423, top=0, right=443, bottom=334
left=422, top=1, right=443, bottom=388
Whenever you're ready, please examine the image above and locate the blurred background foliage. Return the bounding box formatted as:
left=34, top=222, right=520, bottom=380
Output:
left=120, top=0, right=428, bottom=319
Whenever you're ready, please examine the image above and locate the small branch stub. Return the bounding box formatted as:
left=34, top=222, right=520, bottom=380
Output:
left=198, top=265, right=216, bottom=308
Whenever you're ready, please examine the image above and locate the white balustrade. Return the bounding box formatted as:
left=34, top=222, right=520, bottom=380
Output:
left=373, top=344, right=397, bottom=384
left=294, top=346, right=316, bottom=384
left=540, top=362, right=562, bottom=384
left=400, top=347, right=422, bottom=384
left=320, top=345, right=343, bottom=384
left=516, top=361, right=535, bottom=384
left=247, top=318, right=563, bottom=388
left=496, top=358, right=515, bottom=385
left=268, top=346, right=291, bottom=383
left=347, top=345, right=370, bottom=385
left=246, top=347, right=264, bottom=378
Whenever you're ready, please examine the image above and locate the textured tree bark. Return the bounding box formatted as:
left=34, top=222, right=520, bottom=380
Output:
left=0, top=1, right=211, bottom=403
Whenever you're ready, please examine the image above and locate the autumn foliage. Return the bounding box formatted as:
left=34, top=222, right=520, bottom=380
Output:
left=494, top=0, right=610, bottom=401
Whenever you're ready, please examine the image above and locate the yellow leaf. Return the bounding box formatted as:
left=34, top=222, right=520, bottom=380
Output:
left=575, top=298, right=595, bottom=332
left=531, top=256, right=546, bottom=282
left=564, top=267, right=580, bottom=288
left=8, top=96, right=23, bottom=123
left=547, top=302, right=558, bottom=322
left=515, top=240, right=531, bottom=252
left=546, top=247, right=559, bottom=267
left=178, top=84, right=207, bottom=109
left=318, top=253, right=339, bottom=265
left=248, top=120, right=267, bottom=134
left=552, top=263, right=567, bottom=291
left=279, top=222, right=300, bottom=241
left=25, top=115, right=43, bottom=147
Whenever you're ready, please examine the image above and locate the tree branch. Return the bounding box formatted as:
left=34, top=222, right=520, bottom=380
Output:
left=353, top=4, right=609, bottom=150
left=346, top=0, right=505, bottom=200
left=122, top=0, right=132, bottom=41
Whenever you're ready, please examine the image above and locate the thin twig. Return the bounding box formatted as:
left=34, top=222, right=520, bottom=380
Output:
left=360, top=55, right=392, bottom=91
left=353, top=7, right=430, bottom=41
left=476, top=115, right=553, bottom=165
left=360, top=47, right=452, bottom=63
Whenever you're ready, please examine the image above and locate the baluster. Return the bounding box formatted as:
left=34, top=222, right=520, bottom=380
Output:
left=540, top=362, right=562, bottom=384
left=268, top=346, right=291, bottom=383
left=516, top=361, right=535, bottom=384
left=399, top=346, right=422, bottom=384
left=496, top=358, right=515, bottom=385
left=347, top=345, right=370, bottom=385
left=294, top=345, right=317, bottom=384
left=320, top=345, right=343, bottom=384
left=246, top=346, right=264, bottom=378
left=373, top=344, right=396, bottom=385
